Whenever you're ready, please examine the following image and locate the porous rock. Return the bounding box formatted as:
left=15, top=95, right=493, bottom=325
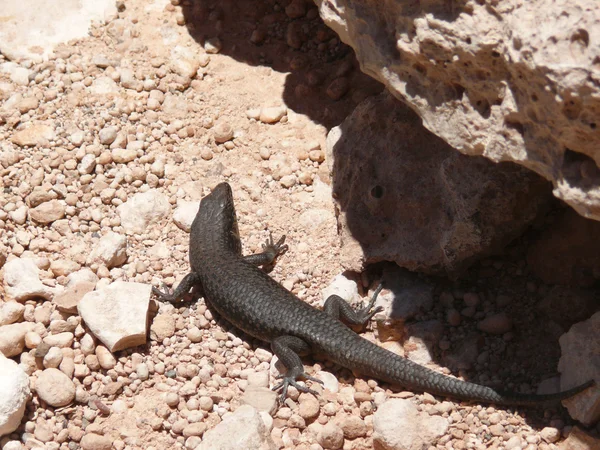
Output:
left=315, top=0, right=600, bottom=220
left=327, top=92, right=551, bottom=275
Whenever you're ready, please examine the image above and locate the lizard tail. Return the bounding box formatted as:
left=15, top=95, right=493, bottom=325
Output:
left=344, top=338, right=595, bottom=405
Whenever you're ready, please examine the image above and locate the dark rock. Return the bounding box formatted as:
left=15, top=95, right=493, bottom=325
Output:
left=327, top=92, right=552, bottom=275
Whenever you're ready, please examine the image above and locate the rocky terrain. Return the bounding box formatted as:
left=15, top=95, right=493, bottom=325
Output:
left=0, top=1, right=599, bottom=450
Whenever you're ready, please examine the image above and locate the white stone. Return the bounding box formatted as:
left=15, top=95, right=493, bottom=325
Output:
left=117, top=190, right=171, bottom=234
left=321, top=274, right=359, bottom=304
left=3, top=258, right=54, bottom=302
left=78, top=281, right=151, bottom=352
left=0, top=353, right=30, bottom=436
left=0, top=302, right=25, bottom=326
left=259, top=106, right=287, bottom=124
left=197, top=405, right=276, bottom=450
left=43, top=347, right=63, bottom=369
left=171, top=45, right=200, bottom=79
left=373, top=399, right=449, bottom=450
left=77, top=154, right=96, bottom=175
left=87, top=232, right=127, bottom=268
left=173, top=201, right=200, bottom=232
left=99, top=126, right=118, bottom=145
left=316, top=371, right=339, bottom=394
left=241, top=386, right=278, bottom=415
left=43, top=332, right=74, bottom=348
left=89, top=77, right=119, bottom=95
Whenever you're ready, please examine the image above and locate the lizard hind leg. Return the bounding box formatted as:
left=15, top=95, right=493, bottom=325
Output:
left=323, top=282, right=384, bottom=325
left=270, top=335, right=323, bottom=403
left=152, top=272, right=203, bottom=304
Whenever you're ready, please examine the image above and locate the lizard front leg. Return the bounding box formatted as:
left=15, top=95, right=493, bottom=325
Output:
left=243, top=233, right=288, bottom=267
left=271, top=335, right=324, bottom=403
left=323, top=282, right=384, bottom=325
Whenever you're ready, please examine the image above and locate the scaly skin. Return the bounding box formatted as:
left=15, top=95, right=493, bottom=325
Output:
left=154, top=182, right=595, bottom=405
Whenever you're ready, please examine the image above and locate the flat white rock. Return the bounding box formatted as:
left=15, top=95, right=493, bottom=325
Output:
left=78, top=281, right=151, bottom=352
left=3, top=258, right=54, bottom=301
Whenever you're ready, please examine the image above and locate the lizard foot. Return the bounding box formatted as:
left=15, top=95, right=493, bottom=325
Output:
left=355, top=282, right=385, bottom=322
left=272, top=371, right=324, bottom=403
left=152, top=283, right=177, bottom=303
left=262, top=232, right=289, bottom=259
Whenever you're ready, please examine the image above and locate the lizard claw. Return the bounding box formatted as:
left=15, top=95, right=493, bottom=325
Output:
left=152, top=283, right=175, bottom=302
left=372, top=306, right=384, bottom=314
left=272, top=372, right=323, bottom=403
left=262, top=232, right=288, bottom=258
left=355, top=282, right=385, bottom=322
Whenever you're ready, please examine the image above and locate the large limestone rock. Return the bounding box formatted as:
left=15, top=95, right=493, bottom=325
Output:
left=0, top=0, right=117, bottom=62
left=327, top=92, right=551, bottom=274
left=315, top=0, right=600, bottom=220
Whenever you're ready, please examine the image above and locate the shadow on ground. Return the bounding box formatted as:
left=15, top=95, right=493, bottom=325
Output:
left=180, top=0, right=383, bottom=128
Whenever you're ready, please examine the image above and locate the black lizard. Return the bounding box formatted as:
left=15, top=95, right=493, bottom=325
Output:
left=154, top=182, right=595, bottom=404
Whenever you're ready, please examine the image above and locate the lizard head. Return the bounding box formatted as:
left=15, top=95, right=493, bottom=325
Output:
left=201, top=182, right=235, bottom=221
left=195, top=182, right=241, bottom=253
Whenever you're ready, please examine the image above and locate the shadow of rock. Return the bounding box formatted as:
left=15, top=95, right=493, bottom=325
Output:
left=179, top=0, right=383, bottom=128
left=327, top=91, right=553, bottom=276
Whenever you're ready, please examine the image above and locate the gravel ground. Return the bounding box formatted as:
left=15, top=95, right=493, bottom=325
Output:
left=0, top=1, right=598, bottom=449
